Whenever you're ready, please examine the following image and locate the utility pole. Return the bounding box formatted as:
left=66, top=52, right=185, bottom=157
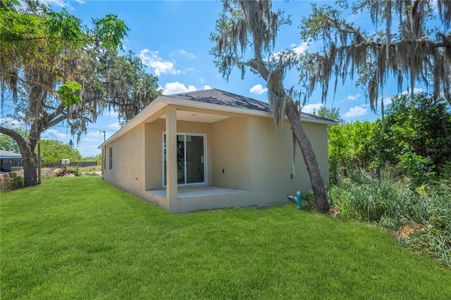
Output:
left=100, top=130, right=106, bottom=142
left=37, top=140, right=41, bottom=184
left=100, top=130, right=106, bottom=179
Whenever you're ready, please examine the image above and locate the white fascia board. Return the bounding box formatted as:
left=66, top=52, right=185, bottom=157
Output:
left=98, top=97, right=166, bottom=148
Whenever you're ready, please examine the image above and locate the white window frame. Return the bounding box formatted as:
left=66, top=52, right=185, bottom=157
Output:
left=161, top=132, right=208, bottom=187
left=109, top=147, right=113, bottom=170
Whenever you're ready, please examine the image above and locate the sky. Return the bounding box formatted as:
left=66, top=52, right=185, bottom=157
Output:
left=1, top=0, right=428, bottom=156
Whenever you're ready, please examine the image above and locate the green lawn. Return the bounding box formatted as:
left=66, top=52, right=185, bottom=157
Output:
left=1, top=177, right=450, bottom=299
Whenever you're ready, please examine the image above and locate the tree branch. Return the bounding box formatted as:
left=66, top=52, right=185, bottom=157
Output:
left=0, top=126, right=29, bottom=154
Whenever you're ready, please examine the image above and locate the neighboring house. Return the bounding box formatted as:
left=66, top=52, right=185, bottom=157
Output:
left=99, top=88, right=335, bottom=212
left=0, top=150, right=22, bottom=172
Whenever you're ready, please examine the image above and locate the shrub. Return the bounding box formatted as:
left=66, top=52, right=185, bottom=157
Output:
left=5, top=172, right=24, bottom=191
left=301, top=191, right=316, bottom=210
left=329, top=177, right=451, bottom=265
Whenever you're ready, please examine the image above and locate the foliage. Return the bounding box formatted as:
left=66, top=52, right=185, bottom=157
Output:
left=0, top=1, right=160, bottom=186
left=328, top=93, right=451, bottom=184
left=4, top=172, right=23, bottom=191
left=380, top=93, right=451, bottom=182
left=79, top=155, right=102, bottom=165
left=329, top=177, right=451, bottom=265
left=56, top=81, right=82, bottom=107
left=0, top=129, right=26, bottom=152
left=312, top=106, right=342, bottom=122
left=1, top=176, right=450, bottom=298
left=328, top=120, right=380, bottom=182
left=74, top=166, right=81, bottom=177
left=211, top=0, right=330, bottom=213
left=299, top=0, right=451, bottom=109
left=40, top=139, right=81, bottom=167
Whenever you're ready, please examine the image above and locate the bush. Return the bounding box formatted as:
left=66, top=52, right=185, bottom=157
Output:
left=328, top=93, right=451, bottom=185
left=329, top=177, right=450, bottom=265
left=5, top=172, right=24, bottom=191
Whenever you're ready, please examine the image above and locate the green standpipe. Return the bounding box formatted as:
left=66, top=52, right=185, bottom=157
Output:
left=296, top=191, right=301, bottom=209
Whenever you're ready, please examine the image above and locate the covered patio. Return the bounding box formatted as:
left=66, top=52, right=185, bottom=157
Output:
left=148, top=185, right=247, bottom=200
left=143, top=104, right=253, bottom=212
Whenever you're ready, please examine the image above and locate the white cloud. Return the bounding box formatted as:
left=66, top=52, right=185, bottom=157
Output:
left=292, top=42, right=309, bottom=55
left=402, top=87, right=424, bottom=95
left=84, top=131, right=106, bottom=143
left=203, top=85, right=212, bottom=90
left=347, top=93, right=361, bottom=100
left=178, top=49, right=196, bottom=59
left=109, top=122, right=121, bottom=129
left=271, top=42, right=308, bottom=62
left=382, top=88, right=424, bottom=106
left=344, top=105, right=368, bottom=118
left=107, top=110, right=118, bottom=117
left=40, top=0, right=67, bottom=7
left=42, top=128, right=69, bottom=141
left=0, top=118, right=25, bottom=128
left=302, top=103, right=323, bottom=114
left=139, top=49, right=179, bottom=76
left=249, top=84, right=268, bottom=95
left=162, top=82, right=197, bottom=95
left=74, top=0, right=85, bottom=3
left=381, top=96, right=393, bottom=106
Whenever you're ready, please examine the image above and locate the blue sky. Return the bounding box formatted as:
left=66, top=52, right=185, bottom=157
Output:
left=2, top=0, right=425, bottom=156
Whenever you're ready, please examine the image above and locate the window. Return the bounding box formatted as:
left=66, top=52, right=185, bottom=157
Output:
left=163, top=133, right=206, bottom=185
left=102, top=148, right=106, bottom=171
left=109, top=147, right=113, bottom=170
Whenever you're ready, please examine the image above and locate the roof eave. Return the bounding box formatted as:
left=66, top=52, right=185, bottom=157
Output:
left=162, top=96, right=336, bottom=125
left=98, top=97, right=335, bottom=148
left=98, top=96, right=167, bottom=148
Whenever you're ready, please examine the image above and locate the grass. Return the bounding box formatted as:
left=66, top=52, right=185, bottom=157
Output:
left=328, top=177, right=451, bottom=265
left=1, top=177, right=450, bottom=299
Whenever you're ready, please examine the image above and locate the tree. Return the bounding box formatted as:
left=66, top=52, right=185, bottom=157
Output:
left=211, top=0, right=330, bottom=212
left=0, top=1, right=160, bottom=186
left=328, top=120, right=380, bottom=181
left=0, top=129, right=26, bottom=152
left=299, top=0, right=450, bottom=111
left=312, top=106, right=343, bottom=122
left=40, top=139, right=81, bottom=167
left=380, top=93, right=450, bottom=181
left=327, top=93, right=450, bottom=184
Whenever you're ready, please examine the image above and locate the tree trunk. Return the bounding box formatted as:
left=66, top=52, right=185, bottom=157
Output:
left=285, top=101, right=330, bottom=213
left=0, top=126, right=39, bottom=187
left=22, top=148, right=38, bottom=187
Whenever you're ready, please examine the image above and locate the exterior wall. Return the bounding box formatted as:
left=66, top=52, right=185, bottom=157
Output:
left=102, top=124, right=146, bottom=199
left=210, top=116, right=251, bottom=189
left=103, top=106, right=330, bottom=213
left=248, top=117, right=329, bottom=204
left=172, top=116, right=329, bottom=212
left=144, top=119, right=213, bottom=190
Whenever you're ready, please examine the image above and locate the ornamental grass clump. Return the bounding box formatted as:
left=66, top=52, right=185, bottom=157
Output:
left=329, top=178, right=451, bottom=265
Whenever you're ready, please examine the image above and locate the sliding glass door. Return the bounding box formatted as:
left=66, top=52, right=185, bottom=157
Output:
left=163, top=133, right=206, bottom=185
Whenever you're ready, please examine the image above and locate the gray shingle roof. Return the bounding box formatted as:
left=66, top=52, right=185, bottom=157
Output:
left=161, top=88, right=335, bottom=123
left=0, top=150, right=21, bottom=158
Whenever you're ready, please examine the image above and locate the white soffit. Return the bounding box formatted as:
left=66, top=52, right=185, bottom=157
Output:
left=159, top=110, right=229, bottom=123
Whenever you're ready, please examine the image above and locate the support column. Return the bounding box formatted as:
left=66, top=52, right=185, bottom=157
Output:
left=165, top=107, right=177, bottom=211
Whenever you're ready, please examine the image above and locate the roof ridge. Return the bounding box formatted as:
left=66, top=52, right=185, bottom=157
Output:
left=163, top=87, right=268, bottom=105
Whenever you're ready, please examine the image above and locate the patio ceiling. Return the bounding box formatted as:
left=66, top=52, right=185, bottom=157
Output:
left=159, top=110, right=229, bottom=123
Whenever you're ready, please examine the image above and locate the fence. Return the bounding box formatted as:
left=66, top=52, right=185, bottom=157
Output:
left=45, top=161, right=98, bottom=168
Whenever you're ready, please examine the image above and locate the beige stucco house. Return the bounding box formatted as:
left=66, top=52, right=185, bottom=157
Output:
left=100, top=89, right=334, bottom=213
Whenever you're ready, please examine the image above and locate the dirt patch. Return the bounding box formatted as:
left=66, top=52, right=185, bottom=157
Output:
left=395, top=221, right=425, bottom=240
